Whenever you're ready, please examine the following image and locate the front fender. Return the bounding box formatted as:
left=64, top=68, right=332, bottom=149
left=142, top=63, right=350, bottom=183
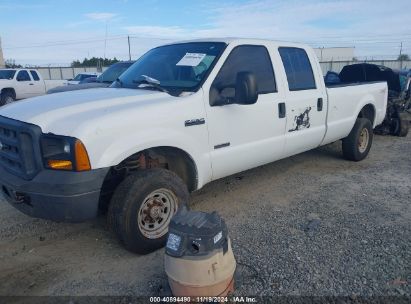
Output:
left=88, top=128, right=212, bottom=189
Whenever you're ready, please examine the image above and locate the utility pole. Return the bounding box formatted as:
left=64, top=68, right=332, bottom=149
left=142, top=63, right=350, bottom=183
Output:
left=128, top=36, right=131, bottom=61
left=0, top=36, right=5, bottom=68
left=399, top=41, right=403, bottom=69
left=399, top=41, right=403, bottom=58
left=103, top=21, right=108, bottom=60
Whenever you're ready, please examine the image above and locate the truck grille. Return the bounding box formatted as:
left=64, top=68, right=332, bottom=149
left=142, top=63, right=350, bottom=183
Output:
left=0, top=116, right=42, bottom=180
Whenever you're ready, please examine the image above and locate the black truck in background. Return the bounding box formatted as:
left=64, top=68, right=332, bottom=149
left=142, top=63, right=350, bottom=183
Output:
left=325, top=63, right=411, bottom=137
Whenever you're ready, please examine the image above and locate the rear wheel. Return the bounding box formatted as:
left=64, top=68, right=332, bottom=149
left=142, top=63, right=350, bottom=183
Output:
left=342, top=118, right=373, bottom=161
left=108, top=168, right=189, bottom=254
left=0, top=91, right=15, bottom=106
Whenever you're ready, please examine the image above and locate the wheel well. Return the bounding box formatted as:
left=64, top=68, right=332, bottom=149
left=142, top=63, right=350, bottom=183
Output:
left=1, top=88, right=16, bottom=99
left=358, top=104, right=375, bottom=125
left=99, top=147, right=198, bottom=211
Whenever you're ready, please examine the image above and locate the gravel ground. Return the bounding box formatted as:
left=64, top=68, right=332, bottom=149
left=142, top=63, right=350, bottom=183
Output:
left=0, top=134, right=409, bottom=298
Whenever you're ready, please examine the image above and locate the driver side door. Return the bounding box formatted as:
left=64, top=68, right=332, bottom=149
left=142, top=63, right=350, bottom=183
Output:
left=15, top=70, right=33, bottom=99
left=204, top=44, right=287, bottom=180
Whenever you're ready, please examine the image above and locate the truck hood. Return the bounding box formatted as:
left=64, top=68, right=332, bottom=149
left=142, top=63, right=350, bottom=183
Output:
left=0, top=88, right=172, bottom=134
left=47, top=82, right=109, bottom=94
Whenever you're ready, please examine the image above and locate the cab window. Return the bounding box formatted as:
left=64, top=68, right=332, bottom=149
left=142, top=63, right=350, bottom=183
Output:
left=212, top=45, right=277, bottom=99
left=16, top=71, right=31, bottom=82
left=30, top=70, right=40, bottom=81
left=279, top=47, right=316, bottom=91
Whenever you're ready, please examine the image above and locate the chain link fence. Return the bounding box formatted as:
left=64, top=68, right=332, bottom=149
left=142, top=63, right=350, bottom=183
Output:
left=36, top=60, right=411, bottom=80
left=36, top=66, right=109, bottom=80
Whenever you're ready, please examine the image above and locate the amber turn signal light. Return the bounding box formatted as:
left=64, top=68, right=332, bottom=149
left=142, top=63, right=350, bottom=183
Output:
left=48, top=160, right=73, bottom=170
left=74, top=140, right=91, bottom=171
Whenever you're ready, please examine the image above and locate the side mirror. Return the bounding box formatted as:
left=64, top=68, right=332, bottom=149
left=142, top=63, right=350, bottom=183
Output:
left=235, top=71, right=258, bottom=105
left=209, top=71, right=258, bottom=107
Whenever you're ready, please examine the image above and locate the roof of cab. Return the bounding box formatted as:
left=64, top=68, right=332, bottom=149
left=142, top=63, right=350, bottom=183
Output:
left=162, top=37, right=309, bottom=49
left=0, top=68, right=33, bottom=71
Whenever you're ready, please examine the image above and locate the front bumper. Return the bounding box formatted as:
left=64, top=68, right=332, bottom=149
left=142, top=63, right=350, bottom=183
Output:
left=0, top=166, right=109, bottom=222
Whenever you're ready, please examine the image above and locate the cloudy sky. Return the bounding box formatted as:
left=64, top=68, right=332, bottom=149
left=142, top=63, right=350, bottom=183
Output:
left=0, top=0, right=410, bottom=66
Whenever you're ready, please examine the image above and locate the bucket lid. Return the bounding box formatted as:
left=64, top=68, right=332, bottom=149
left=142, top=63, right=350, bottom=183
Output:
left=166, top=207, right=229, bottom=257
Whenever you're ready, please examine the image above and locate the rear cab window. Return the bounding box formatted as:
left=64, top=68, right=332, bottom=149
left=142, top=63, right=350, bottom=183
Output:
left=278, top=47, right=316, bottom=91
left=30, top=70, right=40, bottom=81
left=212, top=45, right=277, bottom=101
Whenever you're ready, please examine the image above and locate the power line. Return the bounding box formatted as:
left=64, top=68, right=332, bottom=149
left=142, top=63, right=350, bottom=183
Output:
left=4, top=32, right=410, bottom=50
left=3, top=34, right=175, bottom=50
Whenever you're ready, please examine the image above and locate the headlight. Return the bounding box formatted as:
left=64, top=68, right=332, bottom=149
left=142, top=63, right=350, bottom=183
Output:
left=40, top=135, right=91, bottom=171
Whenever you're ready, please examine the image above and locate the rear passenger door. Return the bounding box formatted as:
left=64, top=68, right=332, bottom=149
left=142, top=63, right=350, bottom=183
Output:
left=29, top=70, right=45, bottom=97
left=205, top=44, right=287, bottom=180
left=278, top=47, right=327, bottom=155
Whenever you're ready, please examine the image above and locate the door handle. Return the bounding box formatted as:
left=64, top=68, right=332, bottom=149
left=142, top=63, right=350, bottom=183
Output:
left=278, top=102, right=286, bottom=118
left=29, top=83, right=34, bottom=85
left=317, top=98, right=323, bottom=111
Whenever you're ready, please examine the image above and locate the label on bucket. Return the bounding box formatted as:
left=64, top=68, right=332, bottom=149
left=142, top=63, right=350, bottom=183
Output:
left=167, top=233, right=181, bottom=251
left=214, top=231, right=223, bottom=244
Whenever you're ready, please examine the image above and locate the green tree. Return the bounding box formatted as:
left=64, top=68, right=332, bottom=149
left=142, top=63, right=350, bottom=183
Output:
left=5, top=59, right=23, bottom=68
left=71, top=57, right=119, bottom=67
left=397, top=54, right=410, bottom=61
left=71, top=60, right=81, bottom=67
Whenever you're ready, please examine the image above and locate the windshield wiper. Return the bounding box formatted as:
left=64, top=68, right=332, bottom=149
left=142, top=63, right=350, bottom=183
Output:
left=114, top=78, right=123, bottom=87
left=132, top=75, right=170, bottom=94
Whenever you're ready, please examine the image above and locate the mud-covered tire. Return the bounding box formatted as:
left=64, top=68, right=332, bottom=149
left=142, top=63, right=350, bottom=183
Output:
left=0, top=91, right=15, bottom=106
left=397, top=119, right=409, bottom=137
left=389, top=118, right=400, bottom=136
left=108, top=168, right=189, bottom=254
left=342, top=118, right=373, bottom=161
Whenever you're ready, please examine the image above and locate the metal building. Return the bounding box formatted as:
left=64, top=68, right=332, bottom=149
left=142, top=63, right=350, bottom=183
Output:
left=313, top=47, right=355, bottom=61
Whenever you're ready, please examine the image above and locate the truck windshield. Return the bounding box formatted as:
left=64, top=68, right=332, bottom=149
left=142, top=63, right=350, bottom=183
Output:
left=0, top=70, right=16, bottom=80
left=73, top=74, right=93, bottom=81
left=113, top=42, right=226, bottom=94
left=97, top=62, right=133, bottom=83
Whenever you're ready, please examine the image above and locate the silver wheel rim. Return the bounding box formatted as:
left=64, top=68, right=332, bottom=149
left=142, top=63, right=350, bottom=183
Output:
left=358, top=128, right=369, bottom=153
left=5, top=96, right=14, bottom=104
left=137, top=188, right=178, bottom=239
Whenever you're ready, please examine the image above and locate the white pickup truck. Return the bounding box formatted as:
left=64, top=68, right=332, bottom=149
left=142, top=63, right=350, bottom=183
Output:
left=0, top=39, right=387, bottom=254
left=0, top=69, right=67, bottom=105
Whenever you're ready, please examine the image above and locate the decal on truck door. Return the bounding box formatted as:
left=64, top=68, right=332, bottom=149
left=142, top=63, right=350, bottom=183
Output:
left=289, top=107, right=312, bottom=132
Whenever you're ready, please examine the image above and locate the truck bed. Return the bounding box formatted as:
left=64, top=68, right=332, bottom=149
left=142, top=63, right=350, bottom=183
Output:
left=325, top=81, right=386, bottom=88
left=322, top=81, right=388, bottom=145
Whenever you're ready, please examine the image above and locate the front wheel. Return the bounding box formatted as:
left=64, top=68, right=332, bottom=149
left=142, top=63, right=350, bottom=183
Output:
left=108, top=168, right=189, bottom=254
left=0, top=92, right=15, bottom=106
left=342, top=118, right=373, bottom=161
